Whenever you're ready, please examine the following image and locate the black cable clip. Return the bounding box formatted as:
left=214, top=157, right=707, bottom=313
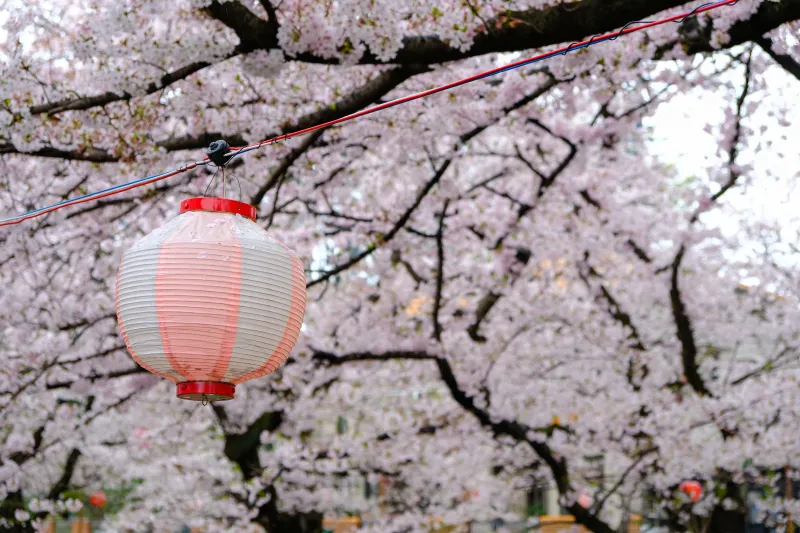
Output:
left=207, top=140, right=231, bottom=167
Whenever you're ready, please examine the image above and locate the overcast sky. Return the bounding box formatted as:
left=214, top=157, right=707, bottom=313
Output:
left=646, top=53, right=800, bottom=249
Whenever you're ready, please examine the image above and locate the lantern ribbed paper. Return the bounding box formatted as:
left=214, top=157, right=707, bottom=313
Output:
left=115, top=198, right=306, bottom=401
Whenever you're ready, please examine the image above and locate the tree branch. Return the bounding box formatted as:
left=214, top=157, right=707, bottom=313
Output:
left=729, top=346, right=797, bottom=386
left=592, top=447, right=657, bottom=515
left=258, top=0, right=280, bottom=37
left=207, top=0, right=799, bottom=66
left=214, top=407, right=283, bottom=480
left=702, top=48, right=752, bottom=212
left=252, top=128, right=324, bottom=207
left=625, top=239, right=653, bottom=264
left=3, top=67, right=422, bottom=173
left=46, top=365, right=147, bottom=390
left=494, top=117, right=576, bottom=248
left=56, top=312, right=116, bottom=332
left=0, top=143, right=119, bottom=163
left=205, top=0, right=278, bottom=53
left=158, top=132, right=247, bottom=153
left=304, top=76, right=558, bottom=288
left=678, top=1, right=800, bottom=57
left=314, top=348, right=616, bottom=533
left=526, top=118, right=578, bottom=197
left=466, top=292, right=502, bottom=343
left=314, top=350, right=437, bottom=365
left=579, top=253, right=647, bottom=353
left=146, top=65, right=426, bottom=155
left=63, top=178, right=196, bottom=220
left=12, top=0, right=797, bottom=122
left=28, top=59, right=226, bottom=116
left=465, top=111, right=576, bottom=343
left=755, top=36, right=800, bottom=81
left=9, top=425, right=46, bottom=466
left=210, top=406, right=316, bottom=533
left=432, top=200, right=449, bottom=341
left=577, top=252, right=648, bottom=390
left=306, top=159, right=451, bottom=288
left=47, top=448, right=82, bottom=500
left=667, top=52, right=752, bottom=397
left=670, top=245, right=711, bottom=397
left=391, top=250, right=428, bottom=286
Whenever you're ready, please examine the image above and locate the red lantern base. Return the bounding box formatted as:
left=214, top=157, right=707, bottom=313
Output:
left=177, top=381, right=235, bottom=402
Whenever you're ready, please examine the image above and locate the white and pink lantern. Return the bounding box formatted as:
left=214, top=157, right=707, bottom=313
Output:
left=115, top=197, right=306, bottom=401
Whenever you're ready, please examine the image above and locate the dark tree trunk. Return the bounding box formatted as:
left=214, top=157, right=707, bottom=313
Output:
left=216, top=408, right=325, bottom=533
left=256, top=507, right=323, bottom=533
left=706, top=479, right=746, bottom=533
left=0, top=490, right=34, bottom=533
left=707, top=506, right=746, bottom=533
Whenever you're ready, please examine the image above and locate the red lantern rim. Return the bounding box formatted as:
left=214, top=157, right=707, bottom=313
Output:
left=176, top=381, right=235, bottom=402
left=180, top=197, right=257, bottom=221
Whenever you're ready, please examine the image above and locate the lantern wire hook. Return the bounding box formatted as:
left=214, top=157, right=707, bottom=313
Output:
left=202, top=167, right=222, bottom=198
left=225, top=166, right=244, bottom=203
left=202, top=395, right=209, bottom=406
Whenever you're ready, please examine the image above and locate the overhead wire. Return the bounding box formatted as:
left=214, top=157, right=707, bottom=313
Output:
left=1, top=161, right=208, bottom=227
left=0, top=0, right=738, bottom=228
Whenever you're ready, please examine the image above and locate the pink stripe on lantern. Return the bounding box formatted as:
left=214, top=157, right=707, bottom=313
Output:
left=155, top=213, right=242, bottom=381
left=207, top=246, right=243, bottom=381
left=232, top=253, right=306, bottom=385
left=116, top=258, right=179, bottom=383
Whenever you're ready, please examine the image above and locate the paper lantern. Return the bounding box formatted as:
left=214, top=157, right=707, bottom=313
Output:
left=578, top=493, right=593, bottom=509
left=89, top=491, right=107, bottom=508
left=115, top=198, right=306, bottom=401
left=679, top=480, right=702, bottom=503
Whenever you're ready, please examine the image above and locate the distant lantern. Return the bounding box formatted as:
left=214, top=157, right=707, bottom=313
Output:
left=679, top=480, right=702, bottom=503
left=89, top=491, right=107, bottom=508
left=578, top=493, right=592, bottom=509
left=115, top=198, right=306, bottom=402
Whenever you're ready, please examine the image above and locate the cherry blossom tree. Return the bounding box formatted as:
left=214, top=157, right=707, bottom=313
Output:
left=1, top=0, right=800, bottom=532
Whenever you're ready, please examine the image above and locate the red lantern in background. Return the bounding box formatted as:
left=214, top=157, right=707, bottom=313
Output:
left=115, top=198, right=306, bottom=402
left=89, top=491, right=107, bottom=508
left=679, top=480, right=702, bottom=503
